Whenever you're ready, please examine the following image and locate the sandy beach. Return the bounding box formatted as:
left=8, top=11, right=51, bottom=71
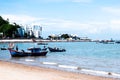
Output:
left=0, top=39, right=88, bottom=43
left=0, top=60, right=118, bottom=80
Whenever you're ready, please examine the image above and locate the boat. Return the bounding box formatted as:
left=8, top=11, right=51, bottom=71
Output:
left=115, top=41, right=120, bottom=44
left=0, top=46, right=8, bottom=50
left=8, top=47, right=48, bottom=57
left=48, top=47, right=66, bottom=52
left=32, top=38, right=48, bottom=45
left=37, top=42, right=48, bottom=45
left=0, top=47, right=7, bottom=50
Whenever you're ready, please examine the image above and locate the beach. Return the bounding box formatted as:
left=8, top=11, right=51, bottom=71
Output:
left=0, top=39, right=89, bottom=43
left=0, top=61, right=118, bottom=80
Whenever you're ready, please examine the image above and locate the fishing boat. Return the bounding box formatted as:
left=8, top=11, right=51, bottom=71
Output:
left=48, top=47, right=66, bottom=52
left=37, top=42, right=48, bottom=45
left=0, top=47, right=7, bottom=50
left=115, top=41, right=120, bottom=44
left=8, top=47, right=48, bottom=57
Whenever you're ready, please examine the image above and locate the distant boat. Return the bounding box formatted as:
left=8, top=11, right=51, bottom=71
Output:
left=37, top=42, right=48, bottom=45
left=32, top=38, right=48, bottom=45
left=8, top=47, right=48, bottom=57
left=32, top=38, right=36, bottom=42
left=48, top=47, right=66, bottom=52
left=0, top=47, right=7, bottom=50
left=103, top=42, right=115, bottom=44
left=99, top=40, right=115, bottom=44
left=115, top=41, right=120, bottom=44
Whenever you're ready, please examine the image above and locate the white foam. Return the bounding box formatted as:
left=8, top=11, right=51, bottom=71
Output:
left=112, top=73, right=120, bottom=77
left=25, top=59, right=34, bottom=62
left=42, top=62, right=58, bottom=65
left=58, top=65, right=78, bottom=69
left=81, top=69, right=120, bottom=78
left=82, top=69, right=108, bottom=75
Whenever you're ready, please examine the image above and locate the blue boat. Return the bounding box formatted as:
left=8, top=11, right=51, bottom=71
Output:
left=8, top=47, right=48, bottom=57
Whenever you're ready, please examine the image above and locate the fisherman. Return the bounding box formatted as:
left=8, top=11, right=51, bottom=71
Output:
left=16, top=45, right=18, bottom=51
left=44, top=45, right=46, bottom=48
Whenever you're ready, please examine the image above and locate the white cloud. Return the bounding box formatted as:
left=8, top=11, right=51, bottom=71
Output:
left=110, top=20, right=120, bottom=31
left=32, top=0, right=92, bottom=3
left=72, top=0, right=92, bottom=3
left=1, top=14, right=105, bottom=33
left=111, top=20, right=120, bottom=24
left=2, top=14, right=45, bottom=24
left=102, top=7, right=120, bottom=15
left=2, top=14, right=120, bottom=37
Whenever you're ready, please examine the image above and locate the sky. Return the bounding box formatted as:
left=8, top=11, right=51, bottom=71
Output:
left=1, top=0, right=120, bottom=40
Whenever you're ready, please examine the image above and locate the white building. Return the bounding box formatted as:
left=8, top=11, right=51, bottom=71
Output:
left=23, top=24, right=42, bottom=38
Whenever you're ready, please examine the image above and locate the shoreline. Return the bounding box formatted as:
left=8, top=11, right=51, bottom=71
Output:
left=0, top=39, right=91, bottom=43
left=0, top=60, right=118, bottom=80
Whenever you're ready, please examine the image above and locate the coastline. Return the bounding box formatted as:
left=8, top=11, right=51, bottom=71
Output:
left=0, top=39, right=91, bottom=43
left=0, top=60, right=118, bottom=80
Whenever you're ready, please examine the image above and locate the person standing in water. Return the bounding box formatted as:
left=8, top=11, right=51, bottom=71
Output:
left=16, top=45, right=18, bottom=51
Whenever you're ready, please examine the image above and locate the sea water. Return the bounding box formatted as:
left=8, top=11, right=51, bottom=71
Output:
left=0, top=42, right=120, bottom=78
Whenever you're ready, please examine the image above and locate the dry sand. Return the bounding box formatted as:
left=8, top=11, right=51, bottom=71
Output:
left=0, top=61, right=118, bottom=80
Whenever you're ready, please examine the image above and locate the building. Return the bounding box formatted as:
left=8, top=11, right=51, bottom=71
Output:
left=33, top=25, right=42, bottom=38
left=23, top=24, right=42, bottom=38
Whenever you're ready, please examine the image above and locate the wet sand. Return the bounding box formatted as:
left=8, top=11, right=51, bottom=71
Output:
left=0, top=60, right=118, bottom=80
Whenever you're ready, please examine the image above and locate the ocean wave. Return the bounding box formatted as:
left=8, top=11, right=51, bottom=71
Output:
left=41, top=61, right=120, bottom=78
left=25, top=59, right=34, bottom=62
left=42, top=62, right=58, bottom=65
left=81, top=69, right=120, bottom=78
left=58, top=65, right=79, bottom=70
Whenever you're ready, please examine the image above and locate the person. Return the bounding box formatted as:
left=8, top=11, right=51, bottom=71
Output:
left=16, top=45, right=18, bottom=51
left=43, top=46, right=47, bottom=50
left=44, top=46, right=46, bottom=48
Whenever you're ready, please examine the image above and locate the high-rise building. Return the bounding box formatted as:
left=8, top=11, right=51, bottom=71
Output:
left=21, top=24, right=42, bottom=38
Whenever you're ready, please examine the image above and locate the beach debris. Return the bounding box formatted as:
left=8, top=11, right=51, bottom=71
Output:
left=77, top=67, right=81, bottom=70
left=108, top=72, right=112, bottom=75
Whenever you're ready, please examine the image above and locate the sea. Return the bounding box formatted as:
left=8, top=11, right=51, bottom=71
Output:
left=0, top=42, right=120, bottom=78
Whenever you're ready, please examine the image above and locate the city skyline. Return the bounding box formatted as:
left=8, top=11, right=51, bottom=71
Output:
left=1, top=0, right=120, bottom=40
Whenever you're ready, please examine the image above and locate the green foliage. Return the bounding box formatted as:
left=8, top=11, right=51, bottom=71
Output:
left=0, top=16, right=9, bottom=26
left=61, top=34, right=70, bottom=39
left=0, top=16, right=20, bottom=38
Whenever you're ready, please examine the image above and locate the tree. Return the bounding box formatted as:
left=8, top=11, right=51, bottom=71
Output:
left=0, top=16, right=20, bottom=38
left=61, top=34, right=70, bottom=39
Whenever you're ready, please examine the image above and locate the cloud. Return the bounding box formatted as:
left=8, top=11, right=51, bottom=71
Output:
left=1, top=14, right=106, bottom=33
left=2, top=14, right=120, bottom=38
left=2, top=14, right=45, bottom=24
left=72, top=0, right=93, bottom=3
left=111, top=20, right=120, bottom=24
left=39, top=0, right=65, bottom=3
left=31, top=0, right=92, bottom=3
left=110, top=20, right=120, bottom=31
left=102, top=7, right=120, bottom=15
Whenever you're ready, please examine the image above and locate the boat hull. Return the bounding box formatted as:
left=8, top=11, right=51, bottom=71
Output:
left=8, top=49, right=48, bottom=57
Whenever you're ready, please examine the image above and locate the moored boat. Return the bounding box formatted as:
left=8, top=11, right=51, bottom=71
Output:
left=48, top=47, right=66, bottom=52
left=37, top=42, right=48, bottom=45
left=115, top=41, right=120, bottom=44
left=0, top=47, right=7, bottom=50
left=8, top=47, right=48, bottom=57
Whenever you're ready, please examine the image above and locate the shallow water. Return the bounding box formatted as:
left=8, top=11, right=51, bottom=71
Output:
left=0, top=42, right=120, bottom=78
